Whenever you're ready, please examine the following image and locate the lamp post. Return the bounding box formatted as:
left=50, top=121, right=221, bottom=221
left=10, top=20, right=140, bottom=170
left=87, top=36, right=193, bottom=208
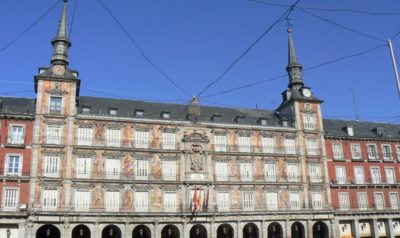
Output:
left=6, top=228, right=11, bottom=238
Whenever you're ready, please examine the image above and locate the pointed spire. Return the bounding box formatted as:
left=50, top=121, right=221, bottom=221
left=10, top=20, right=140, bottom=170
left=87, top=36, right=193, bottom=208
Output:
left=51, top=0, right=71, bottom=66
left=286, top=27, right=304, bottom=89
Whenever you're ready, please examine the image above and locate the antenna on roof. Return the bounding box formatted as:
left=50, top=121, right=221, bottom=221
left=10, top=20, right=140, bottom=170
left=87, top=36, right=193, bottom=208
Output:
left=350, top=88, right=360, bottom=121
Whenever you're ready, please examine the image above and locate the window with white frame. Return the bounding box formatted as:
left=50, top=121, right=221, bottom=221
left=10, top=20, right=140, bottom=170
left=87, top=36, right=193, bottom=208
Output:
left=105, top=158, right=120, bottom=179
left=135, top=130, right=150, bottom=149
left=396, top=145, right=400, bottom=161
left=214, top=135, right=227, bottom=152
left=2, top=188, right=18, bottom=210
left=309, top=164, right=321, bottom=182
left=350, top=144, right=362, bottom=160
left=374, top=193, right=384, bottom=210
left=312, top=192, right=323, bottom=210
left=77, top=127, right=93, bottom=146
left=217, top=191, right=230, bottom=211
left=261, top=137, right=275, bottom=153
left=162, top=160, right=177, bottom=181
left=106, top=128, right=121, bottom=147
left=46, top=125, right=62, bottom=144
left=390, top=193, right=399, bottom=210
left=303, top=113, right=315, bottom=130
left=162, top=132, right=176, bottom=150
left=332, top=143, right=344, bottom=160
left=382, top=145, right=393, bottom=160
left=385, top=167, right=396, bottom=184
left=164, top=192, right=177, bottom=212
left=357, top=192, right=368, bottom=210
left=8, top=125, right=24, bottom=144
left=105, top=190, right=120, bottom=211
left=284, top=138, right=296, bottom=154
left=371, top=167, right=381, bottom=184
left=354, top=167, right=365, bottom=184
left=289, top=192, right=300, bottom=210
left=266, top=192, right=278, bottom=210
left=74, top=189, right=90, bottom=211
left=136, top=159, right=149, bottom=180
left=4, top=154, right=22, bottom=176
left=76, top=157, right=92, bottom=179
left=335, top=166, right=346, bottom=184
left=238, top=136, right=251, bottom=152
left=215, top=162, right=228, bottom=181
left=49, top=96, right=62, bottom=114
left=264, top=163, right=276, bottom=182
left=367, top=144, right=378, bottom=160
left=306, top=139, right=318, bottom=156
left=339, top=193, right=349, bottom=211
left=287, top=163, right=299, bottom=182
left=242, top=191, right=254, bottom=210
left=135, top=191, right=148, bottom=212
left=240, top=162, right=253, bottom=181
left=43, top=155, right=60, bottom=178
left=42, top=189, right=58, bottom=209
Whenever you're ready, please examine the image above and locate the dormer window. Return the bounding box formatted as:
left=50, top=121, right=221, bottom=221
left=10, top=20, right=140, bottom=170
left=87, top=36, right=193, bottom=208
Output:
left=235, top=116, right=245, bottom=124
left=376, top=127, right=384, bottom=137
left=161, top=112, right=170, bottom=119
left=212, top=115, right=222, bottom=123
left=281, top=120, right=289, bottom=127
left=108, top=108, right=117, bottom=116
left=346, top=126, right=354, bottom=136
left=135, top=110, right=144, bottom=118
left=258, top=118, right=267, bottom=126
left=82, top=107, right=91, bottom=115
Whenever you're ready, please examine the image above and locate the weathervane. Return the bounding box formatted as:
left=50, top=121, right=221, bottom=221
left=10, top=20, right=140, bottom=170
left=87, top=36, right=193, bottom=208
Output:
left=285, top=16, right=293, bottom=32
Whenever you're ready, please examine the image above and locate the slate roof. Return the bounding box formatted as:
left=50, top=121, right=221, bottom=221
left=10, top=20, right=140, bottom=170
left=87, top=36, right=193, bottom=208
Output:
left=0, top=97, right=35, bottom=116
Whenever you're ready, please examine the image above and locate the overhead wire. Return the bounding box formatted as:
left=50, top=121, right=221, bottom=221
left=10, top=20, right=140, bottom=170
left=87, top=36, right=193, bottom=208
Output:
left=95, top=0, right=191, bottom=97
left=197, top=0, right=301, bottom=97
left=0, top=0, right=62, bottom=54
left=69, top=0, right=78, bottom=38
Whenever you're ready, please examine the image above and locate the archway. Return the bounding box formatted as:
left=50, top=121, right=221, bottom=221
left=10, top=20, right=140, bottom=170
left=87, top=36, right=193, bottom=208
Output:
left=267, top=222, right=283, bottom=238
left=36, top=224, right=60, bottom=238
left=190, top=224, right=207, bottom=238
left=291, top=222, right=305, bottom=238
left=102, top=225, right=121, bottom=238
left=72, top=225, right=91, bottom=238
left=313, top=221, right=329, bottom=238
left=161, top=225, right=180, bottom=238
left=217, top=224, right=234, bottom=238
left=243, top=223, right=259, bottom=238
left=132, top=225, right=151, bottom=238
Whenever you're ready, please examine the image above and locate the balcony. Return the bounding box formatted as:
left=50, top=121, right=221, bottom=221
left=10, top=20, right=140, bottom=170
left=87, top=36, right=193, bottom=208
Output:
left=0, top=203, right=28, bottom=213
left=5, top=138, right=26, bottom=148
left=334, top=204, right=400, bottom=213
left=214, top=174, right=302, bottom=184
left=0, top=170, right=30, bottom=180
left=331, top=178, right=400, bottom=187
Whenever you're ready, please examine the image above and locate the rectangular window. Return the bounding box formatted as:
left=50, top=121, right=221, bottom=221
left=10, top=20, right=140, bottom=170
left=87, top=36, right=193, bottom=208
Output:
left=382, top=145, right=393, bottom=161
left=309, top=164, right=321, bottom=182
left=261, top=137, right=275, bottom=153
left=374, top=193, right=384, bottom=210
left=135, top=131, right=149, bottom=149
left=367, top=144, right=378, bottom=160
left=265, top=163, right=276, bottom=182
left=354, top=167, right=365, bottom=184
left=390, top=193, right=399, bottom=210
left=136, top=160, right=149, bottom=180
left=312, top=192, right=323, bottom=210
left=240, top=162, right=253, bottom=181
left=242, top=191, right=254, bottom=210
left=289, top=193, right=300, bottom=210
left=105, top=191, right=120, bottom=211
left=339, top=193, right=349, bottom=211
left=108, top=108, right=117, bottom=116
left=371, top=167, right=381, bottom=184
left=8, top=125, right=24, bottom=144
left=284, top=138, right=296, bottom=154
left=42, top=189, right=58, bottom=209
left=74, top=190, right=90, bottom=211
left=43, top=155, right=60, bottom=178
left=385, top=167, right=396, bottom=184
left=303, top=114, right=315, bottom=130
left=215, top=162, right=228, bottom=181
left=217, top=191, right=230, bottom=211
left=163, top=160, right=177, bottom=181
left=76, top=157, right=92, bottom=179
left=164, top=192, right=177, bottom=212
left=2, top=188, right=18, bottom=210
left=335, top=166, right=346, bottom=184
left=306, top=139, right=318, bottom=156
left=214, top=135, right=227, bottom=152
left=238, top=136, right=251, bottom=152
left=49, top=96, right=62, bottom=114
left=287, top=163, right=299, bottom=182
left=106, top=128, right=121, bottom=147
left=351, top=144, right=362, bottom=160
left=77, top=127, right=93, bottom=146
left=46, top=125, right=62, bottom=144
left=162, top=132, right=176, bottom=150
left=357, top=192, right=368, bottom=210
left=396, top=145, right=400, bottom=161
left=4, top=155, right=22, bottom=176
left=105, top=158, right=120, bottom=179
left=332, top=143, right=343, bottom=160
left=135, top=191, right=148, bottom=212
left=266, top=192, right=278, bottom=210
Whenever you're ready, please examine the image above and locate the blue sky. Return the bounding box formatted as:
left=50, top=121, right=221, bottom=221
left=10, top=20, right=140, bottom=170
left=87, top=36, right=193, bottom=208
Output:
left=1, top=0, right=400, bottom=123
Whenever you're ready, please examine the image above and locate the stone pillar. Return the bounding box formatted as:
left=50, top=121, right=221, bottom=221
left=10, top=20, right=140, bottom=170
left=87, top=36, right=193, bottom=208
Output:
left=286, top=220, right=291, bottom=238
left=237, top=221, right=242, bottom=238
left=372, top=219, right=379, bottom=238
left=154, top=220, right=159, bottom=238
left=307, top=220, right=313, bottom=238
left=330, top=220, right=338, bottom=238
left=353, top=219, right=360, bottom=238
left=18, top=222, right=26, bottom=238
left=210, top=220, right=215, bottom=238
left=387, top=218, right=395, bottom=238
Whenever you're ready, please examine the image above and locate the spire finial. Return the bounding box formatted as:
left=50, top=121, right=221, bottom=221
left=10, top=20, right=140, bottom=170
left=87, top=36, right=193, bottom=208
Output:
left=285, top=24, right=304, bottom=89
left=51, top=0, right=71, bottom=66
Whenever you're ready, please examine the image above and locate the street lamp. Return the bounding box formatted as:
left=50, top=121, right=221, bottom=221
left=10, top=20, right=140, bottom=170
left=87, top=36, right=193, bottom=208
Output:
left=109, top=228, right=114, bottom=237
left=46, top=227, right=51, bottom=237
left=79, top=228, right=84, bottom=237
left=6, top=228, right=11, bottom=238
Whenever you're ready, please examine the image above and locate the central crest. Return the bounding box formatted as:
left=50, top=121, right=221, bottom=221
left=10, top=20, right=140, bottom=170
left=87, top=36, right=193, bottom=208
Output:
left=190, top=144, right=205, bottom=173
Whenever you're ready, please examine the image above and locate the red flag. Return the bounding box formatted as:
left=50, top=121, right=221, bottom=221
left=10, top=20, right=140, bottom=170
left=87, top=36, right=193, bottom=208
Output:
left=205, top=186, right=209, bottom=209
left=192, top=187, right=198, bottom=212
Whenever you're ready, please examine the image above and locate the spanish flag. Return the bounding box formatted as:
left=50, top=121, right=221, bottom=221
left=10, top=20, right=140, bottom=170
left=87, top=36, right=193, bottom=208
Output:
left=192, top=187, right=198, bottom=212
